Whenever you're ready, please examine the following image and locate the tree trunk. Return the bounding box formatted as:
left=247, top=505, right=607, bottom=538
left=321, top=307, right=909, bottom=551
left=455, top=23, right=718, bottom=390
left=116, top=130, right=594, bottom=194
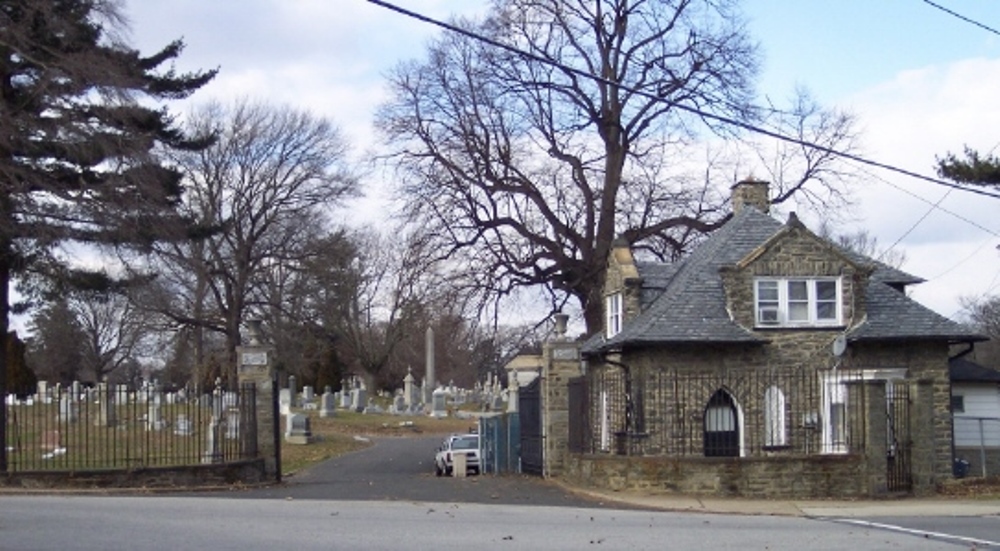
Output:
left=0, top=237, right=10, bottom=472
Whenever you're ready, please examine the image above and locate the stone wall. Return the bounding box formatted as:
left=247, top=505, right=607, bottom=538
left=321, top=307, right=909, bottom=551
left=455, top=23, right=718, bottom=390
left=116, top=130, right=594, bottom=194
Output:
left=563, top=454, right=867, bottom=498
left=1, top=458, right=267, bottom=490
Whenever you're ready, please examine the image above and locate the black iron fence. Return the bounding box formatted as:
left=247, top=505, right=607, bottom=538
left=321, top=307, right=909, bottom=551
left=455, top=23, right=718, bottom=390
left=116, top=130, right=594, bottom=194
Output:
left=4, top=382, right=257, bottom=472
left=577, top=364, right=872, bottom=458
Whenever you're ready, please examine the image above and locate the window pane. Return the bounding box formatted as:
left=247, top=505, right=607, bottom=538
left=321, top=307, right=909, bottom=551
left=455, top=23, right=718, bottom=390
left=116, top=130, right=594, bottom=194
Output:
left=816, top=302, right=836, bottom=320
left=788, top=281, right=808, bottom=300
left=757, top=281, right=778, bottom=301
left=816, top=281, right=837, bottom=301
left=788, top=302, right=809, bottom=321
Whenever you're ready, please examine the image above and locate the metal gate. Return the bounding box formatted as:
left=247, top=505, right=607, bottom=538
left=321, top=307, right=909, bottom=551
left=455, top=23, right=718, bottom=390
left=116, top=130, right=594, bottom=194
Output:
left=519, top=378, right=543, bottom=475
left=478, top=413, right=520, bottom=474
left=886, top=383, right=912, bottom=493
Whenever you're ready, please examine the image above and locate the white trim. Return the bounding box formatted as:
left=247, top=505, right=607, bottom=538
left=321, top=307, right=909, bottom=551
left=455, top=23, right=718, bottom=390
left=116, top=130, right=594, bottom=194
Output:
left=754, top=277, right=842, bottom=328
left=605, top=292, right=623, bottom=338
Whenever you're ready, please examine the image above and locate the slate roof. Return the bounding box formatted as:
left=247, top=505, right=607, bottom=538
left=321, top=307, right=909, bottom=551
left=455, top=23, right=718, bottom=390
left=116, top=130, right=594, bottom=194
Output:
left=583, top=206, right=983, bottom=354
left=949, top=357, right=1000, bottom=383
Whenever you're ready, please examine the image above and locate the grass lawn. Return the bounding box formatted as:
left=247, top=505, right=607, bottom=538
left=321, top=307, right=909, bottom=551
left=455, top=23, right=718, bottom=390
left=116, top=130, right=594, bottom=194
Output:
left=279, top=410, right=479, bottom=476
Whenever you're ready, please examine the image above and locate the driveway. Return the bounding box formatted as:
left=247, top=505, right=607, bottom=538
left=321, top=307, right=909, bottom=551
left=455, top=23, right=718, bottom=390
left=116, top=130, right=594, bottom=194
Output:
left=221, top=435, right=614, bottom=508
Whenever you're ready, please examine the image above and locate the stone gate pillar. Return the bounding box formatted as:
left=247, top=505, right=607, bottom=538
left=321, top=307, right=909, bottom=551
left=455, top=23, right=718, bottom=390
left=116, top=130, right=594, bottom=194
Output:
left=542, top=313, right=582, bottom=478
left=236, top=319, right=279, bottom=481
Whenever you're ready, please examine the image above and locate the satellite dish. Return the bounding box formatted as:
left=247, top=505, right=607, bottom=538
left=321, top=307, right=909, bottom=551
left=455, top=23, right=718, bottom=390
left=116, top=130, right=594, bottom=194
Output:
left=832, top=335, right=847, bottom=357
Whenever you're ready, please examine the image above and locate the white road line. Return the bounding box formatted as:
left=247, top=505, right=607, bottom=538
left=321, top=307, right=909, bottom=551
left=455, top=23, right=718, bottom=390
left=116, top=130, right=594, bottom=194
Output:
left=832, top=518, right=1000, bottom=549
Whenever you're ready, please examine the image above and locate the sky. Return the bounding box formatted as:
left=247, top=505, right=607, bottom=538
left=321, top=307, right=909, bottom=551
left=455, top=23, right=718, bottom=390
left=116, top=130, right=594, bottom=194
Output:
left=123, top=0, right=1000, bottom=323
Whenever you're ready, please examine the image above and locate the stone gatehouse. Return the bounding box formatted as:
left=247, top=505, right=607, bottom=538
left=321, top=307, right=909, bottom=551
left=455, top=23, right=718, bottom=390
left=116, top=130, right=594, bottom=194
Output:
left=544, top=179, right=984, bottom=498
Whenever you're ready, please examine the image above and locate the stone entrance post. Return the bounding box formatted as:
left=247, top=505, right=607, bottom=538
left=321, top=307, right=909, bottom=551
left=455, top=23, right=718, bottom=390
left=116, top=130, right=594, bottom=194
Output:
left=236, top=319, right=280, bottom=481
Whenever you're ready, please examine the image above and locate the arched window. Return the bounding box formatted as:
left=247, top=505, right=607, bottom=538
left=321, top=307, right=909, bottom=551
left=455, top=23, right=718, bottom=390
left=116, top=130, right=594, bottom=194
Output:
left=764, top=386, right=787, bottom=448
left=704, top=390, right=740, bottom=457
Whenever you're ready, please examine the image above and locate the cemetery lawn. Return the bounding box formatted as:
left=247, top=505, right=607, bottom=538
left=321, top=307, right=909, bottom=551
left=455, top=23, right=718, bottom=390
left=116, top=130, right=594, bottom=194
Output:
left=280, top=411, right=478, bottom=476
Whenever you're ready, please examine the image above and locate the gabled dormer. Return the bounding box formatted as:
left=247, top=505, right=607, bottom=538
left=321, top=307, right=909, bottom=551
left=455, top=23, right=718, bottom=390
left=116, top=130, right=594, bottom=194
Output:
left=720, top=212, right=873, bottom=332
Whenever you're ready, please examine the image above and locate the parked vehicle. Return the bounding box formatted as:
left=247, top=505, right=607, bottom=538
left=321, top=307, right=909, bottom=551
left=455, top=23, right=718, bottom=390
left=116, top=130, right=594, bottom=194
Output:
left=434, top=433, right=481, bottom=476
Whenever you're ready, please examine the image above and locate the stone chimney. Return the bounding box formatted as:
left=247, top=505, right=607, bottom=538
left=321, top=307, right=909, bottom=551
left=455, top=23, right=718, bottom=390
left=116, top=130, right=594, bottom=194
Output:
left=731, top=178, right=770, bottom=215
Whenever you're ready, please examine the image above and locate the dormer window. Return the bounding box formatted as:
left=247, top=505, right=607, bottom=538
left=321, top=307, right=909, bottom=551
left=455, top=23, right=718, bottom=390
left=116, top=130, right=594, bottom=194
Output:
left=754, top=278, right=841, bottom=327
left=606, top=292, right=623, bottom=338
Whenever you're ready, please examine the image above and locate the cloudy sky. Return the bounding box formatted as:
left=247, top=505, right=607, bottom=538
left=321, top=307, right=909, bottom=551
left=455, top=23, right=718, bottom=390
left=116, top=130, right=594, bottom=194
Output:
left=124, top=0, right=1000, bottom=322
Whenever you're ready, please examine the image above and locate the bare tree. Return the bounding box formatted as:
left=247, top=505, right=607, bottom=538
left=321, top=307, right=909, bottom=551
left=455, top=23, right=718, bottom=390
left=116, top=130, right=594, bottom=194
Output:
left=71, top=289, right=152, bottom=384
left=332, top=228, right=442, bottom=391
left=376, top=0, right=859, bottom=333
left=960, top=294, right=1000, bottom=368
left=146, top=100, right=357, bottom=382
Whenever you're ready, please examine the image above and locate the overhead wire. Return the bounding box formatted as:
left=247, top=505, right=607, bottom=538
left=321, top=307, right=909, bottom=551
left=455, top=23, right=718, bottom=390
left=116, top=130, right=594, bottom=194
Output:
left=367, top=0, right=1000, bottom=202
left=920, top=0, right=1000, bottom=37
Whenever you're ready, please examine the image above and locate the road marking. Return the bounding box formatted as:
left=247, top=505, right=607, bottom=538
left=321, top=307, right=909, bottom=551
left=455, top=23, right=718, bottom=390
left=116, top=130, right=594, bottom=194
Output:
left=832, top=518, right=1000, bottom=549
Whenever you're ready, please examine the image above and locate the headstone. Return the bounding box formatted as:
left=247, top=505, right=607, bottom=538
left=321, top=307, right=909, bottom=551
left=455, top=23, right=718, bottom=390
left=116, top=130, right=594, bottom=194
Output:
left=403, top=368, right=416, bottom=408
left=318, top=391, right=336, bottom=418
left=202, top=417, right=222, bottom=464
left=350, top=387, right=367, bottom=413
left=430, top=388, right=447, bottom=418
left=147, top=402, right=166, bottom=431
left=339, top=389, right=351, bottom=409
left=287, top=375, right=297, bottom=408
left=279, top=388, right=292, bottom=415
left=302, top=385, right=315, bottom=404
left=174, top=414, right=193, bottom=436
left=71, top=380, right=82, bottom=402
left=284, top=413, right=313, bottom=444
left=393, top=393, right=405, bottom=414
left=36, top=381, right=50, bottom=404
left=58, top=394, right=77, bottom=423
left=94, top=382, right=116, bottom=427
left=225, top=407, right=240, bottom=439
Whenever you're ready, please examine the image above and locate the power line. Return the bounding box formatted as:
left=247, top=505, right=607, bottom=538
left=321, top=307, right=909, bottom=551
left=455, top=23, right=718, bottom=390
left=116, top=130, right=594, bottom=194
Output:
left=366, top=0, right=1000, bottom=201
left=868, top=171, right=1000, bottom=238
left=921, top=0, right=1000, bottom=37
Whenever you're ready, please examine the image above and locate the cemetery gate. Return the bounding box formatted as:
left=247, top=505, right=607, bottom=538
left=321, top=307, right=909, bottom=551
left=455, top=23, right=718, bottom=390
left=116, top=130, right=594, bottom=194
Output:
left=519, top=377, right=543, bottom=475
left=886, top=383, right=912, bottom=493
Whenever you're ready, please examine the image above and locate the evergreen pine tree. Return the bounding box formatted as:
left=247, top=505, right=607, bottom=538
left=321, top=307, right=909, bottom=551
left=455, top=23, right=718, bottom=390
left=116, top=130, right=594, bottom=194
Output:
left=0, top=0, right=215, bottom=469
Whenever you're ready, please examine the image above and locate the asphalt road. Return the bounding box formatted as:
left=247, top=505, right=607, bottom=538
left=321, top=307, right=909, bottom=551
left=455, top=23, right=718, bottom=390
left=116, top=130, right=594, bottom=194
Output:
left=219, top=435, right=611, bottom=508
left=0, top=495, right=973, bottom=551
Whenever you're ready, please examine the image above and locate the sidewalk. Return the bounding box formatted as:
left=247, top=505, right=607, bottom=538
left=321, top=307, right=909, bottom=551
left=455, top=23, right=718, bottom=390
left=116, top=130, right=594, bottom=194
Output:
left=562, top=484, right=1000, bottom=518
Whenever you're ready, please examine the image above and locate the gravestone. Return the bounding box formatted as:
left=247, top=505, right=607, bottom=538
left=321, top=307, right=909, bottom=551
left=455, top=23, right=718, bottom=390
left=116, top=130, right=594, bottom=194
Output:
left=302, top=386, right=315, bottom=404
left=284, top=413, right=313, bottom=445
left=339, top=389, right=351, bottom=409
left=225, top=408, right=240, bottom=439
left=350, top=388, right=366, bottom=413
left=94, top=382, right=116, bottom=427
left=36, top=381, right=50, bottom=404
left=58, top=394, right=77, bottom=423
left=393, top=393, right=405, bottom=414
left=147, top=402, right=166, bottom=431
left=174, top=414, right=193, bottom=436
left=279, top=388, right=292, bottom=415
left=318, top=391, right=336, bottom=418
left=403, top=368, right=416, bottom=408
left=287, top=376, right=297, bottom=408
left=430, top=388, right=447, bottom=418
left=202, top=417, right=222, bottom=464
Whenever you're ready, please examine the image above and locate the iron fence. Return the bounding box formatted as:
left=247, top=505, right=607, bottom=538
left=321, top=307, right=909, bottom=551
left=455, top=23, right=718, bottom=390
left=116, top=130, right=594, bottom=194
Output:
left=4, top=382, right=257, bottom=472
left=953, top=416, right=1000, bottom=478
left=579, top=364, right=871, bottom=458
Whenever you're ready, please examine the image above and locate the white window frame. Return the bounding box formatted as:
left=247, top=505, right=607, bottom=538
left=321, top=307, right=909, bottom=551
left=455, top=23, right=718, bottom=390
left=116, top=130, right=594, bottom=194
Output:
left=606, top=292, right=623, bottom=338
left=754, top=278, right=842, bottom=328
left=763, top=386, right=787, bottom=447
